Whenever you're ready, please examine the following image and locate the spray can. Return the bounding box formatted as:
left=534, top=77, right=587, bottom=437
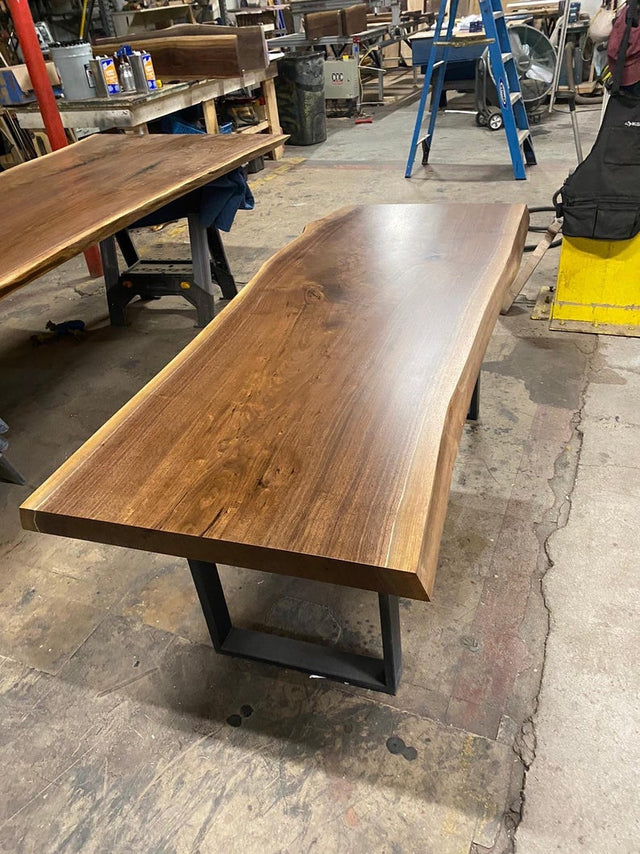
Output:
left=130, top=52, right=149, bottom=93
left=89, top=58, right=108, bottom=97
left=141, top=51, right=157, bottom=91
left=98, top=55, right=121, bottom=95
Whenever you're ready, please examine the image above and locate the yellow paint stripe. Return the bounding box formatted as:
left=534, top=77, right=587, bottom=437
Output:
left=249, top=156, right=306, bottom=191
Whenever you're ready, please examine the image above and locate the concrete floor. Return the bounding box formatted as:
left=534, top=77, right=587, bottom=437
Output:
left=0, top=94, right=637, bottom=853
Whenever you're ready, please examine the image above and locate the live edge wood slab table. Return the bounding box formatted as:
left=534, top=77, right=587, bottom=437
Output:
left=0, top=132, right=285, bottom=483
left=0, top=132, right=287, bottom=317
left=21, top=204, right=528, bottom=694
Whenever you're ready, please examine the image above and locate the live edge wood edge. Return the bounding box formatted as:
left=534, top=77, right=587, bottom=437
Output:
left=0, top=133, right=288, bottom=299
left=20, top=204, right=529, bottom=603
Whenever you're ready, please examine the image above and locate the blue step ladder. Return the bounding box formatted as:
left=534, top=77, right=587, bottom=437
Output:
left=405, top=0, right=537, bottom=179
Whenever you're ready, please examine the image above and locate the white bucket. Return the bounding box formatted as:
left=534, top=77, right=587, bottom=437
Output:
left=50, top=41, right=95, bottom=101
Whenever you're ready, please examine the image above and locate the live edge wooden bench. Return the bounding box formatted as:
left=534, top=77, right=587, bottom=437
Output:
left=21, top=203, right=528, bottom=695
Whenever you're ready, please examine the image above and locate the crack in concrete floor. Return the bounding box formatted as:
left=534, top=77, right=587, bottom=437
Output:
left=508, top=340, right=596, bottom=854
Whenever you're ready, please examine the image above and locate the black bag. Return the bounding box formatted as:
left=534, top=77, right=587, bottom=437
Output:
left=554, top=91, right=640, bottom=239
left=554, top=0, right=640, bottom=240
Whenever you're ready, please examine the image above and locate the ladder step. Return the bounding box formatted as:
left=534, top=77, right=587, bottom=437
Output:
left=517, top=129, right=530, bottom=146
left=435, top=39, right=495, bottom=48
left=493, top=10, right=505, bottom=17
left=510, top=91, right=522, bottom=104
left=501, top=51, right=513, bottom=62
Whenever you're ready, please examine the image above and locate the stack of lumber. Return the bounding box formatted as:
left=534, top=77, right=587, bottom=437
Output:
left=94, top=24, right=268, bottom=79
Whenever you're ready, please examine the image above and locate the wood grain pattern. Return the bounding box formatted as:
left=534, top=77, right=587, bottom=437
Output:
left=93, top=35, right=253, bottom=79
left=340, top=4, right=369, bottom=35
left=21, top=204, right=528, bottom=601
left=94, top=24, right=269, bottom=73
left=0, top=132, right=287, bottom=299
left=304, top=10, right=341, bottom=38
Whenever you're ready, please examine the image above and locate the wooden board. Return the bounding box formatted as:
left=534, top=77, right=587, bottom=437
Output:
left=0, top=132, right=287, bottom=298
left=21, top=204, right=528, bottom=602
left=94, top=24, right=269, bottom=73
left=340, top=4, right=369, bottom=35
left=93, top=35, right=248, bottom=79
left=304, top=10, right=341, bottom=38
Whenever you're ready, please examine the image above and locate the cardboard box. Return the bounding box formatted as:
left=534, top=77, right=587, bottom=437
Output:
left=0, top=63, right=61, bottom=106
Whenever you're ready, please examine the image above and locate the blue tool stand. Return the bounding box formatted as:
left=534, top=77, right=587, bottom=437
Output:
left=100, top=175, right=251, bottom=327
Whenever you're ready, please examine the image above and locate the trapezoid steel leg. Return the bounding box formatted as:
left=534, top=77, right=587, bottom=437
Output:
left=467, top=373, right=481, bottom=421
left=188, top=214, right=216, bottom=326
left=188, top=559, right=403, bottom=694
left=101, top=235, right=130, bottom=327
left=207, top=226, right=238, bottom=301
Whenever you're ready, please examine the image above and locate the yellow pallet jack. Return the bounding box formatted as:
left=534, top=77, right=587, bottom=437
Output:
left=550, top=233, right=640, bottom=337
left=503, top=220, right=640, bottom=338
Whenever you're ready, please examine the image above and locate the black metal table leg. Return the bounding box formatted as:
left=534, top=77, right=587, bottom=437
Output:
left=380, top=591, right=402, bottom=693
left=207, top=226, right=238, bottom=301
left=467, top=373, right=481, bottom=421
left=100, top=236, right=130, bottom=327
left=115, top=230, right=140, bottom=268
left=188, top=559, right=403, bottom=695
left=187, top=213, right=216, bottom=327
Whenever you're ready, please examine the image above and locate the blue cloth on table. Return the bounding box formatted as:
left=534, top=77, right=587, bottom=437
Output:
left=130, top=168, right=255, bottom=232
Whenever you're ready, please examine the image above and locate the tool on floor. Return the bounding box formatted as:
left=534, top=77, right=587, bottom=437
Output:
left=405, top=0, right=536, bottom=179
left=30, top=319, right=86, bottom=346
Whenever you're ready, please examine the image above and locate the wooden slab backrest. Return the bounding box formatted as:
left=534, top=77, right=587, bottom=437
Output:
left=0, top=132, right=287, bottom=299
left=21, top=204, right=528, bottom=601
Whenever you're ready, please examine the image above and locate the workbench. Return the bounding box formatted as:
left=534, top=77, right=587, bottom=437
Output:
left=267, top=24, right=389, bottom=53
left=0, top=132, right=286, bottom=482
left=12, top=65, right=283, bottom=157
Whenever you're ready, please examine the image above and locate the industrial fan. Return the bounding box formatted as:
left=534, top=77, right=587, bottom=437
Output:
left=476, top=24, right=556, bottom=129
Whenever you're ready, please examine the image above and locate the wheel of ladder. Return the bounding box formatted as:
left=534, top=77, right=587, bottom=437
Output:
left=488, top=110, right=504, bottom=131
